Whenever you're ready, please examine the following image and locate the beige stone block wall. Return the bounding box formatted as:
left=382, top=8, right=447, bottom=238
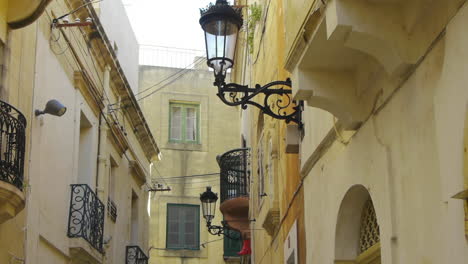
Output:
left=299, top=2, right=468, bottom=264
left=140, top=65, right=241, bottom=264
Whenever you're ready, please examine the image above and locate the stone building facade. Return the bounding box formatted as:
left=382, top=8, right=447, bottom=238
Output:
left=0, top=0, right=159, bottom=263
left=138, top=52, right=242, bottom=263
left=231, top=0, right=468, bottom=263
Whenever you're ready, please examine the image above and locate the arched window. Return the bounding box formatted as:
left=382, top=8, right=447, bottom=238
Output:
left=359, top=199, right=380, bottom=254
left=334, top=185, right=381, bottom=264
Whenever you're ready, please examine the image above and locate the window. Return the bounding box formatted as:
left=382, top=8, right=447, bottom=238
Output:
left=107, top=158, right=117, bottom=222
left=284, top=221, right=298, bottom=264
left=166, top=204, right=200, bottom=250
left=169, top=102, right=200, bottom=143
left=78, top=111, right=94, bottom=186
left=223, top=229, right=241, bottom=258
left=130, top=191, right=139, bottom=244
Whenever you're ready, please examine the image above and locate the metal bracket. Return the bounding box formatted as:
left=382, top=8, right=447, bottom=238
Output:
left=215, top=77, right=303, bottom=128
left=206, top=222, right=241, bottom=240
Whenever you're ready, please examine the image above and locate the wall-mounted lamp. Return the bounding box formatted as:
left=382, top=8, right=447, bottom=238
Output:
left=35, top=99, right=67, bottom=117
left=199, top=186, right=240, bottom=240
left=199, top=0, right=303, bottom=128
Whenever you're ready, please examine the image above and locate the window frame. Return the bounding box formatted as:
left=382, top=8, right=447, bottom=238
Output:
left=168, top=102, right=200, bottom=144
left=165, top=203, right=200, bottom=250
left=223, top=228, right=242, bottom=257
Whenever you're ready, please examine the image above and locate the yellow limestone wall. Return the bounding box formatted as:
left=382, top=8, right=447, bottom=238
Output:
left=232, top=0, right=307, bottom=263
left=0, top=5, right=38, bottom=264
left=139, top=65, right=241, bottom=264
left=285, top=0, right=468, bottom=264
left=236, top=0, right=468, bottom=263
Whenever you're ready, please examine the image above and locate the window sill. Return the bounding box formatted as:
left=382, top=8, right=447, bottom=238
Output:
left=158, top=248, right=205, bottom=258
left=166, top=247, right=200, bottom=251
left=164, top=142, right=204, bottom=151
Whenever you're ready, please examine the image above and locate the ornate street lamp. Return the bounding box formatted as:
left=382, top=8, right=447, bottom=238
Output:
left=200, top=186, right=239, bottom=239
left=200, top=0, right=303, bottom=127
left=200, top=186, right=218, bottom=226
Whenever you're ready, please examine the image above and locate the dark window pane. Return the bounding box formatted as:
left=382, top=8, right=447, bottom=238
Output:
left=166, top=204, right=199, bottom=250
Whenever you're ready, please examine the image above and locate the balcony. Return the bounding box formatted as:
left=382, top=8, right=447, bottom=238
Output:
left=217, top=148, right=250, bottom=237
left=0, top=100, right=26, bottom=224
left=67, top=184, right=105, bottom=254
left=126, top=245, right=148, bottom=264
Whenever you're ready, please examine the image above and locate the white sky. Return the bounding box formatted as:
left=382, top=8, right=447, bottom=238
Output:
left=123, top=0, right=210, bottom=51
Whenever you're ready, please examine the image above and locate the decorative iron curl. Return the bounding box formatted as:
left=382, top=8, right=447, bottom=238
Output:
left=215, top=79, right=303, bottom=128
left=0, top=100, right=26, bottom=190
left=67, top=184, right=104, bottom=253
left=126, top=246, right=148, bottom=264
left=207, top=223, right=242, bottom=240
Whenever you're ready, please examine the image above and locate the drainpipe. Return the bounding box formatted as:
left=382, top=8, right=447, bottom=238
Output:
left=96, top=65, right=111, bottom=200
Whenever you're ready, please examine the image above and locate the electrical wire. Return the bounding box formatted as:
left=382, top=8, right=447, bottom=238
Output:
left=136, top=56, right=205, bottom=97
left=55, top=0, right=103, bottom=21
left=50, top=7, right=155, bottom=191
left=152, top=165, right=169, bottom=187
left=157, top=172, right=219, bottom=180
left=200, top=237, right=224, bottom=248
left=157, top=178, right=219, bottom=184
left=135, top=57, right=206, bottom=101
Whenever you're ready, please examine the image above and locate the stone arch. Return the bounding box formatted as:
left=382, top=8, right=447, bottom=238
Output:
left=334, top=185, right=381, bottom=263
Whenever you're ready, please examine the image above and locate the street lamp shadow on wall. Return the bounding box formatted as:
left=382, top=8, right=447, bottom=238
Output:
left=199, top=0, right=304, bottom=129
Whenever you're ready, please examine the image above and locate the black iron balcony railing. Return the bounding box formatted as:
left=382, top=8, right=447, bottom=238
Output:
left=218, top=148, right=250, bottom=203
left=107, top=197, right=117, bottom=222
left=67, top=184, right=105, bottom=253
left=126, top=245, right=149, bottom=264
left=0, top=100, right=26, bottom=190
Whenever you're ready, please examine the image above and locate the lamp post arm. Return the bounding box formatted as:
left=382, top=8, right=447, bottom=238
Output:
left=215, top=79, right=303, bottom=128
left=206, top=224, right=241, bottom=240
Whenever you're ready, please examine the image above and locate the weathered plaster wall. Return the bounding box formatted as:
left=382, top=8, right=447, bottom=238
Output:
left=302, top=2, right=468, bottom=263
left=0, top=0, right=154, bottom=263
left=99, top=0, right=140, bottom=94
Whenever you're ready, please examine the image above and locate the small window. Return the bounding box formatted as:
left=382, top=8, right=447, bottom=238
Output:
left=169, top=102, right=200, bottom=143
left=223, top=228, right=241, bottom=258
left=166, top=204, right=200, bottom=250
left=107, top=158, right=118, bottom=222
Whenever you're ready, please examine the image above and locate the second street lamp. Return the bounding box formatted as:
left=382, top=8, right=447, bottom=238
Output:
left=199, top=186, right=239, bottom=240
left=199, top=0, right=303, bottom=127
left=200, top=186, right=218, bottom=226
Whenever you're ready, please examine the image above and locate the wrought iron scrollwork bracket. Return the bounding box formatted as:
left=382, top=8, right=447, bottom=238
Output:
left=214, top=77, right=303, bottom=128
left=206, top=222, right=241, bottom=240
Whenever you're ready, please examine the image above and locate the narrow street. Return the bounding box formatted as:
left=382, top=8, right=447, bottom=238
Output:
left=0, top=1, right=467, bottom=264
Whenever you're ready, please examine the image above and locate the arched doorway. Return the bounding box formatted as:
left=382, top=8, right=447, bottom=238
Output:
left=334, top=185, right=382, bottom=264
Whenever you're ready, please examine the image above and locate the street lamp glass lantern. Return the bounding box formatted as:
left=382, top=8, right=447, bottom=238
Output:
left=200, top=0, right=243, bottom=80
left=200, top=186, right=219, bottom=225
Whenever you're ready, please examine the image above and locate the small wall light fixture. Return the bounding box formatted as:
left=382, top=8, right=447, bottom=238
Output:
left=35, top=99, right=67, bottom=117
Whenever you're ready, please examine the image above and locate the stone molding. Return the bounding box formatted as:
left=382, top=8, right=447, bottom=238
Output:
left=289, top=0, right=465, bottom=129
left=0, top=180, right=25, bottom=224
